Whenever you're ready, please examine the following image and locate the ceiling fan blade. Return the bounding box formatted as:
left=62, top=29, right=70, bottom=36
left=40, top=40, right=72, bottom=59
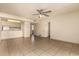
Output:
left=37, top=9, right=45, bottom=14
left=43, top=14, right=49, bottom=17
left=39, top=9, right=44, bottom=11
left=43, top=10, right=52, bottom=13
left=37, top=9, right=44, bottom=12
left=37, top=10, right=42, bottom=14
left=32, top=14, right=39, bottom=15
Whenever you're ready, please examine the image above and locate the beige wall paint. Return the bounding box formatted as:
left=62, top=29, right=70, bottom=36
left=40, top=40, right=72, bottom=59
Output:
left=50, top=11, right=79, bottom=44
left=34, top=11, right=79, bottom=44
left=34, top=19, right=49, bottom=37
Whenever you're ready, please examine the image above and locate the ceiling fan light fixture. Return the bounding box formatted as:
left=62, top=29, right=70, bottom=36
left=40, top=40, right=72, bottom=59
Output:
left=39, top=14, right=45, bottom=18
left=39, top=15, right=42, bottom=18
left=33, top=9, right=52, bottom=18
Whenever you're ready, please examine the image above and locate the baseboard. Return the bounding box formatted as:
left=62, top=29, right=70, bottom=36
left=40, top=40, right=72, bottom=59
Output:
left=0, top=36, right=31, bottom=41
left=50, top=38, right=79, bottom=45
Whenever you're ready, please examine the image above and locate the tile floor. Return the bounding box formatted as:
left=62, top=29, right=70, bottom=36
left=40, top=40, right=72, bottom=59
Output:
left=0, top=36, right=79, bottom=56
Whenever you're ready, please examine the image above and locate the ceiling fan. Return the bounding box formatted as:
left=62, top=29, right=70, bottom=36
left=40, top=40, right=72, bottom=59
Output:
left=32, top=9, right=52, bottom=18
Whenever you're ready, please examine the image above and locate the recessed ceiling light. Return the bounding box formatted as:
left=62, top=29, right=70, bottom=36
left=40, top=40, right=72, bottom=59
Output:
left=8, top=19, right=21, bottom=23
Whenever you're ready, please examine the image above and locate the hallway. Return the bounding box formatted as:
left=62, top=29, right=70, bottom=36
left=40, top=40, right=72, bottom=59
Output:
left=0, top=37, right=79, bottom=56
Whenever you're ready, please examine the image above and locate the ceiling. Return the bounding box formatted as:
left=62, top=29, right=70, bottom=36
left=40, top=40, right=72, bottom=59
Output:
left=0, top=3, right=79, bottom=21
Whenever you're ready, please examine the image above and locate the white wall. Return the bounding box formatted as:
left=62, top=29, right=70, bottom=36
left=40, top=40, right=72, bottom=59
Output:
left=50, top=11, right=79, bottom=44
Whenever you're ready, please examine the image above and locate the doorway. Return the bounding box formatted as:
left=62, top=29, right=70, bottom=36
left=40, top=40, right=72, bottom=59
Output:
left=30, top=23, right=35, bottom=37
left=30, top=22, right=50, bottom=40
left=30, top=23, right=35, bottom=42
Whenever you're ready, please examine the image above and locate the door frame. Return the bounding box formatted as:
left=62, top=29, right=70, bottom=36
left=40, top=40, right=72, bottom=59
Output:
left=30, top=23, right=35, bottom=37
left=48, top=22, right=50, bottom=39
